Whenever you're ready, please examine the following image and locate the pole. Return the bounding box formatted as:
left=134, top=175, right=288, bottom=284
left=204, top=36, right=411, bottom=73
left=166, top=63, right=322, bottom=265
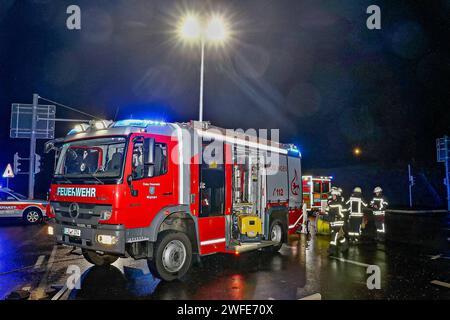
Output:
left=199, top=37, right=205, bottom=122
left=6, top=177, right=9, bottom=189
left=28, top=93, right=38, bottom=199
left=408, top=164, right=413, bottom=208
left=445, top=136, right=450, bottom=211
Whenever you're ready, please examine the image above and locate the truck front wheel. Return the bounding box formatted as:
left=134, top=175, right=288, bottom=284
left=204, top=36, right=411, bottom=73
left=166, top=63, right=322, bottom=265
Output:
left=82, top=249, right=119, bottom=266
left=147, top=231, right=192, bottom=281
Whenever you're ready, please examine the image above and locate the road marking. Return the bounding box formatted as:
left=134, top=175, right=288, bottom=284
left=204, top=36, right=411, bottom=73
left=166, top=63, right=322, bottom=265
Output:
left=34, top=255, right=46, bottom=269
left=51, top=285, right=68, bottom=300
left=299, top=293, right=322, bottom=300
left=32, top=245, right=57, bottom=299
left=430, top=280, right=450, bottom=289
left=428, top=254, right=450, bottom=260
left=329, top=256, right=371, bottom=268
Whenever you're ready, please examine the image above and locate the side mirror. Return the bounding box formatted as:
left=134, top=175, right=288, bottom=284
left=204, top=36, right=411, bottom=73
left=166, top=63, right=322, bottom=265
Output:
left=44, top=138, right=64, bottom=153
left=143, top=138, right=155, bottom=166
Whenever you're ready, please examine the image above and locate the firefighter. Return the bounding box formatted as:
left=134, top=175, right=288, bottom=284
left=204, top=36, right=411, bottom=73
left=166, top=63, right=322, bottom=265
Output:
left=346, top=187, right=368, bottom=242
left=326, top=188, right=348, bottom=255
left=370, top=186, right=388, bottom=241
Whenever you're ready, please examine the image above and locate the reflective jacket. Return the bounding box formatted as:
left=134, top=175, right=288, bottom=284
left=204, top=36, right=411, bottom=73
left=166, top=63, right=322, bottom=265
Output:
left=346, top=193, right=368, bottom=217
left=370, top=195, right=388, bottom=215
left=326, top=198, right=347, bottom=226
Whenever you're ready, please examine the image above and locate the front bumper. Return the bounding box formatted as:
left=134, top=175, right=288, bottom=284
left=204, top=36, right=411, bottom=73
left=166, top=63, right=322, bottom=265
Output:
left=48, top=219, right=126, bottom=255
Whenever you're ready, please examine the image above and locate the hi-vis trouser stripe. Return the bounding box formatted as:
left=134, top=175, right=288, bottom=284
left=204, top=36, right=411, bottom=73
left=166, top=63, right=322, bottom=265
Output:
left=377, top=223, right=385, bottom=233
left=330, top=221, right=344, bottom=227
left=330, top=233, right=339, bottom=246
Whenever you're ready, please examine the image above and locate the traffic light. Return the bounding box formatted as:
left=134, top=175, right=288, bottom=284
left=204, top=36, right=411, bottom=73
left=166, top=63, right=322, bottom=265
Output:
left=13, top=152, right=21, bottom=174
left=410, top=175, right=416, bottom=186
left=35, top=153, right=41, bottom=174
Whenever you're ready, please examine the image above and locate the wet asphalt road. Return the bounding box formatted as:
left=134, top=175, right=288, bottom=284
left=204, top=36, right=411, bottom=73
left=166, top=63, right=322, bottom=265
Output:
left=0, top=219, right=449, bottom=300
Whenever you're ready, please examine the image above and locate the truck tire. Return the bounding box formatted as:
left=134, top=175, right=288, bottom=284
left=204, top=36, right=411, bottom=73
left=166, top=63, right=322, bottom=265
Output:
left=82, top=249, right=119, bottom=266
left=22, top=208, right=43, bottom=225
left=147, top=230, right=192, bottom=281
left=267, top=219, right=284, bottom=252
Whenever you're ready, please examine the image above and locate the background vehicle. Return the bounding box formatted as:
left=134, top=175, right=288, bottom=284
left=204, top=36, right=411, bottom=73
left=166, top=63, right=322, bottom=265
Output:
left=45, top=120, right=303, bottom=281
left=0, top=188, right=47, bottom=224
left=302, top=176, right=332, bottom=234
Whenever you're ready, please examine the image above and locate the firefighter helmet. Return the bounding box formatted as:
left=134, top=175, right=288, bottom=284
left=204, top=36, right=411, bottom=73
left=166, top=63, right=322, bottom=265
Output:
left=353, top=187, right=362, bottom=194
left=373, top=186, right=383, bottom=194
left=331, top=189, right=340, bottom=196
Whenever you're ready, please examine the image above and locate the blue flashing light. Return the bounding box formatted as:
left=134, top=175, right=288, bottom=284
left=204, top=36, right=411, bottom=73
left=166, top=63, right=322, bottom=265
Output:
left=287, top=145, right=301, bottom=157
left=67, top=123, right=90, bottom=135
left=113, top=119, right=167, bottom=128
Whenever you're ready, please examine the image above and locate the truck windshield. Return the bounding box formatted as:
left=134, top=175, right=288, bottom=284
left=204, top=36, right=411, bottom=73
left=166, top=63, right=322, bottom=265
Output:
left=54, top=137, right=127, bottom=181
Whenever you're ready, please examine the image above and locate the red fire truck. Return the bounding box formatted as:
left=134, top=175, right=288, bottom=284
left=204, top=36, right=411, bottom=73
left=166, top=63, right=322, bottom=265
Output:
left=302, top=175, right=332, bottom=213
left=45, top=120, right=303, bottom=281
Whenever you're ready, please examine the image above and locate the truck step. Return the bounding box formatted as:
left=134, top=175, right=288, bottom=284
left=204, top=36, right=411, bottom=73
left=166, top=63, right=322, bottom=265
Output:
left=228, top=240, right=277, bottom=253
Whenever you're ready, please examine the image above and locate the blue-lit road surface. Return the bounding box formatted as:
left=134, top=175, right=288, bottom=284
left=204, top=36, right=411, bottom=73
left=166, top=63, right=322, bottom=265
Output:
left=0, top=220, right=449, bottom=300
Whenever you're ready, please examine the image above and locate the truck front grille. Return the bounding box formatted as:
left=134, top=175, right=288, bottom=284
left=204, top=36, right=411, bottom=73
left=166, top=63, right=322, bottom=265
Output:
left=51, top=201, right=112, bottom=226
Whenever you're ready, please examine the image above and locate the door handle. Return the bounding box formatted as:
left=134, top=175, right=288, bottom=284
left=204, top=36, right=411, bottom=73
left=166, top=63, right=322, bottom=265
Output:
left=162, top=192, right=173, bottom=196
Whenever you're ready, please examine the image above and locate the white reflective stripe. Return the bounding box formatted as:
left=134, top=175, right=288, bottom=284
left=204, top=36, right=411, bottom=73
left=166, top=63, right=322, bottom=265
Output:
left=289, top=213, right=303, bottom=229
left=377, top=223, right=385, bottom=233
left=350, top=213, right=363, bottom=217
left=200, top=238, right=226, bottom=246
left=330, top=233, right=338, bottom=246
left=197, top=130, right=288, bottom=155
left=374, top=211, right=385, bottom=216
left=331, top=221, right=344, bottom=226
left=173, top=124, right=184, bottom=204
left=348, top=232, right=360, bottom=236
left=339, top=238, right=346, bottom=243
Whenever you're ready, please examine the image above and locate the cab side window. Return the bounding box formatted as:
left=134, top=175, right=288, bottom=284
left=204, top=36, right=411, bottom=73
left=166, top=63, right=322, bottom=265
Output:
left=153, top=143, right=168, bottom=177
left=131, top=142, right=145, bottom=179
left=131, top=142, right=168, bottom=179
left=0, top=191, right=7, bottom=201
left=313, top=182, right=321, bottom=193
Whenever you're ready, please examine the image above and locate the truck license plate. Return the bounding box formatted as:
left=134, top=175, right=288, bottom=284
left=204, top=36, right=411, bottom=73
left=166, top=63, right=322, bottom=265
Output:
left=64, top=227, right=81, bottom=237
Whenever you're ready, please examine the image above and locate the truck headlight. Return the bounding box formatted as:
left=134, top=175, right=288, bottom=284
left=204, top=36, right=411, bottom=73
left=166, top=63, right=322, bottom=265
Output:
left=48, top=226, right=54, bottom=235
left=99, top=209, right=112, bottom=221
left=97, top=235, right=118, bottom=245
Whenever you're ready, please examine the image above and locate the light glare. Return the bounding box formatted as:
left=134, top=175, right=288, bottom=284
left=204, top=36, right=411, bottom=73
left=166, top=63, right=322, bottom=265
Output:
left=178, top=14, right=201, bottom=40
left=206, top=16, right=229, bottom=42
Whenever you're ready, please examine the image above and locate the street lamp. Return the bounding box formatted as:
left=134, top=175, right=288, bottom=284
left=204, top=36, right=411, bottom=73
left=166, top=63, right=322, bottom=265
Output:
left=177, top=14, right=230, bottom=122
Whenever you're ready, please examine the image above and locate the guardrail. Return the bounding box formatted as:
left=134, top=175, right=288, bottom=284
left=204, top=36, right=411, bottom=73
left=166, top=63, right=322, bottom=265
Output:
left=385, top=209, right=449, bottom=251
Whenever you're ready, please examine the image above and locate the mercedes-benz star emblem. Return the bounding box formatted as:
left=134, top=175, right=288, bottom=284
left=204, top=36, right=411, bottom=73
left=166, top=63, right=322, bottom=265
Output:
left=69, top=202, right=80, bottom=219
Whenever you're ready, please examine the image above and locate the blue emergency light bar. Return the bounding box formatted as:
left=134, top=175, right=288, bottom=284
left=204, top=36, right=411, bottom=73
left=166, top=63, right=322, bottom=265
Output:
left=287, top=145, right=301, bottom=157
left=112, top=119, right=167, bottom=128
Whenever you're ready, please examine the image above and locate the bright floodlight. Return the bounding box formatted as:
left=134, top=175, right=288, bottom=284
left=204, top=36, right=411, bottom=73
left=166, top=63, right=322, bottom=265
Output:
left=205, top=16, right=229, bottom=42
left=178, top=14, right=201, bottom=40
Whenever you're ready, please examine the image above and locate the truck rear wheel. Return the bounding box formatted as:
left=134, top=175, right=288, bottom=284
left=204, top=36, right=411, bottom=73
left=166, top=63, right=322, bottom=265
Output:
left=267, top=219, right=284, bottom=252
left=147, top=231, right=192, bottom=281
left=82, top=249, right=119, bottom=266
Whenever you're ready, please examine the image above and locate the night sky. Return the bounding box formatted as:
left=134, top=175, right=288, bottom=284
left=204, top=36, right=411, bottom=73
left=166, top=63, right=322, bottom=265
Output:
left=0, top=0, right=449, bottom=197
